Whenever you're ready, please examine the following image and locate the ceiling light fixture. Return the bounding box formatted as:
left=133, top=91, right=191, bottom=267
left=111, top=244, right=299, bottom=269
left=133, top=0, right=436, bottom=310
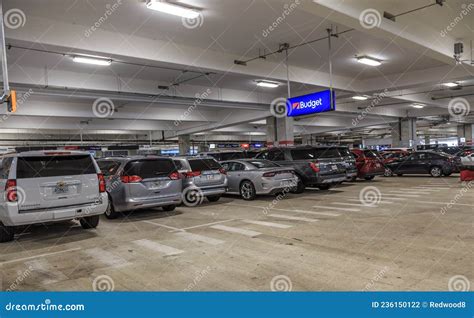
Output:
left=73, top=56, right=112, bottom=66
left=146, top=0, right=200, bottom=19
left=356, top=56, right=382, bottom=66
left=442, top=82, right=459, bottom=87
left=255, top=80, right=280, bottom=88
left=411, top=103, right=425, bottom=109
left=352, top=95, right=368, bottom=101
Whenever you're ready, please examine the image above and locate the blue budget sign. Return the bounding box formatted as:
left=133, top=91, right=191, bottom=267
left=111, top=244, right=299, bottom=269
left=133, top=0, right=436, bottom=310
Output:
left=287, top=89, right=335, bottom=117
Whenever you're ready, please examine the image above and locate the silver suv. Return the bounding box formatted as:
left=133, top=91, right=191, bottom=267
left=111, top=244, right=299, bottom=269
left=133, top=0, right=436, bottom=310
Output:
left=173, top=157, right=227, bottom=206
left=0, top=151, right=108, bottom=243
left=97, top=157, right=182, bottom=219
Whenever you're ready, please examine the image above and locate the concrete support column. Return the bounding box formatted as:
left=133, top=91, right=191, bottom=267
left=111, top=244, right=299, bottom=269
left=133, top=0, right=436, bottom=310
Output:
left=276, top=117, right=294, bottom=147
left=457, top=124, right=474, bottom=145
left=178, top=135, right=190, bottom=155
left=391, top=118, right=417, bottom=148
left=266, top=117, right=276, bottom=148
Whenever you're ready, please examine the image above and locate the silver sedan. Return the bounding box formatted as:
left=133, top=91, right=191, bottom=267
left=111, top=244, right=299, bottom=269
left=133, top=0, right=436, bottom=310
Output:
left=220, top=159, right=298, bottom=200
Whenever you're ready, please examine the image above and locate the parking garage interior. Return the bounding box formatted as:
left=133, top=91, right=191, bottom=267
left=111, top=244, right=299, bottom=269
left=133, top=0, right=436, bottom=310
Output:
left=0, top=0, right=472, bottom=294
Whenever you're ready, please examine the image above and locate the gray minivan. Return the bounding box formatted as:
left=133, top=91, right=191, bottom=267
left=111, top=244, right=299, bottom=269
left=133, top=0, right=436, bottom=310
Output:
left=98, top=157, right=182, bottom=219
left=0, top=151, right=108, bottom=242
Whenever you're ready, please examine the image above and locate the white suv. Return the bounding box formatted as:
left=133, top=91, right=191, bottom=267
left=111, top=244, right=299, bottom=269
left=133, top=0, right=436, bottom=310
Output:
left=0, top=151, right=108, bottom=242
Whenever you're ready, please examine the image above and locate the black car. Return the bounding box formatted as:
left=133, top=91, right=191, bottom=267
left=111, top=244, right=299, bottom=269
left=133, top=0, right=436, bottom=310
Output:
left=256, top=146, right=347, bottom=192
left=384, top=151, right=460, bottom=177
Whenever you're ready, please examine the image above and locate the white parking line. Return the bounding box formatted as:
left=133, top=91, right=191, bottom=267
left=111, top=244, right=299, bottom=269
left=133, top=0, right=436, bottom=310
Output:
left=210, top=225, right=262, bottom=237
left=268, top=214, right=319, bottom=222
left=181, top=219, right=235, bottom=231
left=83, top=248, right=131, bottom=268
left=0, top=248, right=81, bottom=266
left=312, top=205, right=360, bottom=212
left=389, top=190, right=430, bottom=195
left=142, top=221, right=184, bottom=232
left=225, top=203, right=340, bottom=217
left=133, top=239, right=184, bottom=256
left=376, top=196, right=406, bottom=201
left=243, top=219, right=292, bottom=229
left=415, top=201, right=473, bottom=207
left=25, top=259, right=69, bottom=285
left=345, top=198, right=395, bottom=204
left=331, top=202, right=378, bottom=208
left=381, top=193, right=420, bottom=198
left=175, top=232, right=225, bottom=246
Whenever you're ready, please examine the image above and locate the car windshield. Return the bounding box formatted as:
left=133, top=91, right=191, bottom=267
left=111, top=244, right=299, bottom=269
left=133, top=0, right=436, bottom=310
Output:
left=363, top=150, right=378, bottom=158
left=189, top=159, right=221, bottom=171
left=17, top=155, right=96, bottom=178
left=248, top=160, right=278, bottom=168
left=291, top=148, right=341, bottom=160
left=98, top=160, right=121, bottom=176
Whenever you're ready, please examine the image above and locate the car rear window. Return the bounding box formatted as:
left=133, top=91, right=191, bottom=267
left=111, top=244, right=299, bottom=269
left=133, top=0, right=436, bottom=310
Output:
left=98, top=160, right=122, bottom=176
left=248, top=160, right=278, bottom=168
left=337, top=148, right=351, bottom=157
left=17, top=155, right=97, bottom=178
left=291, top=148, right=341, bottom=160
left=124, top=159, right=175, bottom=179
left=188, top=159, right=221, bottom=171
left=364, top=150, right=378, bottom=158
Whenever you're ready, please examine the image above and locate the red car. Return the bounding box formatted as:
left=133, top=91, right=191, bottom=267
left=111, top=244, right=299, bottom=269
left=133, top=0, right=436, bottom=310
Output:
left=351, top=149, right=385, bottom=180
left=380, top=150, right=411, bottom=165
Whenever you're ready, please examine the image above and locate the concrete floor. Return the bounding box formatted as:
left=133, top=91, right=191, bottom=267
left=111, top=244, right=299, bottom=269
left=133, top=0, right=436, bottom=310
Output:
left=0, top=176, right=472, bottom=291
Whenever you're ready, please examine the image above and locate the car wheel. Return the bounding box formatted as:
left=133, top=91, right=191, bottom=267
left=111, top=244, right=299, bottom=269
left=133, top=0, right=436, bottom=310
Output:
left=430, top=166, right=443, bottom=177
left=240, top=181, right=256, bottom=201
left=383, top=168, right=393, bottom=177
left=207, top=195, right=221, bottom=202
left=318, top=184, right=331, bottom=191
left=291, top=175, right=305, bottom=194
left=364, top=176, right=375, bottom=181
left=80, top=215, right=100, bottom=229
left=397, top=174, right=403, bottom=177
left=104, top=198, right=119, bottom=219
left=0, top=222, right=14, bottom=243
left=350, top=176, right=357, bottom=182
left=162, top=205, right=176, bottom=212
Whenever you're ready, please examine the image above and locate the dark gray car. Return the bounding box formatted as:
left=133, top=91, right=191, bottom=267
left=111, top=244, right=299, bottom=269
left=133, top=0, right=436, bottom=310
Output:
left=335, top=146, right=357, bottom=181
left=256, top=146, right=347, bottom=192
left=97, top=157, right=182, bottom=219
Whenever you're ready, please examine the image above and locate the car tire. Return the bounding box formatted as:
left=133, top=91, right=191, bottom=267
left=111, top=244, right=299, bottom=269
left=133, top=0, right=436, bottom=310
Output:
left=240, top=180, right=257, bottom=201
left=383, top=168, right=393, bottom=177
left=0, top=222, right=14, bottom=243
left=430, top=166, right=443, bottom=178
left=207, top=195, right=221, bottom=202
left=364, top=176, right=375, bottom=181
left=162, top=205, right=176, bottom=212
left=350, top=176, right=357, bottom=182
left=80, top=215, right=100, bottom=229
left=318, top=184, right=331, bottom=191
left=397, top=174, right=403, bottom=177
left=104, top=197, right=119, bottom=219
left=291, top=175, right=305, bottom=194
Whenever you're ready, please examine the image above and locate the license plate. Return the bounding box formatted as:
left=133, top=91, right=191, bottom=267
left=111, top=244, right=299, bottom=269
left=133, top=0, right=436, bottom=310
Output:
left=54, top=185, right=69, bottom=194
left=280, top=181, right=292, bottom=187
left=150, top=181, right=164, bottom=188
left=205, top=175, right=216, bottom=180
left=332, top=165, right=338, bottom=170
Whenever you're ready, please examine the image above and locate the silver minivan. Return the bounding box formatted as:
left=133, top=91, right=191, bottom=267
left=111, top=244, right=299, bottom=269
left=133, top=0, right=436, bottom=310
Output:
left=0, top=151, right=108, bottom=242
left=97, top=157, right=182, bottom=219
left=173, top=157, right=227, bottom=206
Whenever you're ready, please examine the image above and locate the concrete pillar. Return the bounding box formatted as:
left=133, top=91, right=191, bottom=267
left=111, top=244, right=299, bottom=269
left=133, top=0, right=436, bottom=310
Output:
left=276, top=117, right=294, bottom=147
left=391, top=118, right=417, bottom=148
left=178, top=135, right=190, bottom=155
left=266, top=117, right=276, bottom=148
left=457, top=124, right=474, bottom=145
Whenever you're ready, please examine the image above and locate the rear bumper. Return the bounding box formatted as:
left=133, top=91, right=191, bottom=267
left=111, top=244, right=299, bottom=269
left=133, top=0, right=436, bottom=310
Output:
left=1, top=193, right=108, bottom=227
left=200, top=186, right=227, bottom=197
left=345, top=170, right=358, bottom=180
left=257, top=177, right=299, bottom=195
left=116, top=194, right=182, bottom=212
left=304, top=173, right=347, bottom=186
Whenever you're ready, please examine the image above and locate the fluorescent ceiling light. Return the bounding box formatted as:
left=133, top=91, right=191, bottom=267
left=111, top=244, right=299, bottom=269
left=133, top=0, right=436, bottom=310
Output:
left=352, top=95, right=368, bottom=101
left=411, top=103, right=425, bottom=109
left=146, top=0, right=200, bottom=19
left=255, top=80, right=280, bottom=88
left=356, top=56, right=382, bottom=66
left=442, top=82, right=459, bottom=87
left=73, top=56, right=111, bottom=66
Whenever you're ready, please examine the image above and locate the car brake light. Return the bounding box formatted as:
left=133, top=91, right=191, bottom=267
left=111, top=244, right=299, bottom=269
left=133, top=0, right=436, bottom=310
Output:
left=263, top=172, right=276, bottom=177
left=219, top=168, right=227, bottom=175
left=5, top=179, right=17, bottom=202
left=44, top=152, right=71, bottom=155
left=98, top=173, right=106, bottom=193
left=121, top=175, right=143, bottom=183
left=185, top=171, right=201, bottom=178
left=169, top=172, right=181, bottom=180
left=309, top=162, right=320, bottom=173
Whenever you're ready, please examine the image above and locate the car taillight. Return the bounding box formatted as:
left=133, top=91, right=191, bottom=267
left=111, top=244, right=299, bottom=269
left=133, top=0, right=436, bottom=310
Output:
left=219, top=168, right=227, bottom=175
left=98, top=173, right=106, bottom=193
left=185, top=171, right=201, bottom=178
left=121, top=175, right=143, bottom=183
left=5, top=179, right=17, bottom=202
left=263, top=172, right=276, bottom=177
left=309, top=162, right=320, bottom=173
left=169, top=172, right=181, bottom=180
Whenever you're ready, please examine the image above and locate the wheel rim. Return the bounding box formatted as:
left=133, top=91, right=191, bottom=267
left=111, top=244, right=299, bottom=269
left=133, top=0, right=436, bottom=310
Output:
left=431, top=167, right=442, bottom=177
left=384, top=169, right=392, bottom=177
left=241, top=183, right=253, bottom=199
left=105, top=201, right=112, bottom=216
